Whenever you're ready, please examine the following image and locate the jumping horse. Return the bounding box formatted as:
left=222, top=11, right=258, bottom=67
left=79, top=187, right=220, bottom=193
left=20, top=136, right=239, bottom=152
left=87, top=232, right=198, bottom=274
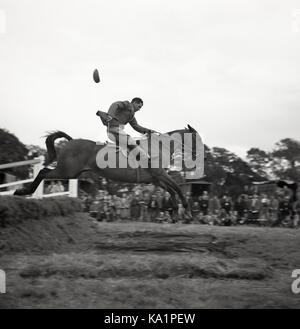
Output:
left=14, top=125, right=204, bottom=216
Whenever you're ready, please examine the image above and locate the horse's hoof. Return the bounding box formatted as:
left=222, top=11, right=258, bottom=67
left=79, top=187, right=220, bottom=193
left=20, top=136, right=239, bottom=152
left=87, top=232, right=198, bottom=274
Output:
left=13, top=189, right=22, bottom=196
left=185, top=211, right=193, bottom=220
left=14, top=188, right=28, bottom=196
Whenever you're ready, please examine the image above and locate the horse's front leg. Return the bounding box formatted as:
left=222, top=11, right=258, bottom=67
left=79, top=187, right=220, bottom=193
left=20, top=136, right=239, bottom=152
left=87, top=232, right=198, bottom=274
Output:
left=156, top=181, right=179, bottom=223
left=156, top=173, right=193, bottom=221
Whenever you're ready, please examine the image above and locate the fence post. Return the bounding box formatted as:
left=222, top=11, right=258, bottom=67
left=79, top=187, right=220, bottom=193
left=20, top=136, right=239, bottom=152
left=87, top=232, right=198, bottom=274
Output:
left=32, top=156, right=44, bottom=199
left=69, top=179, right=78, bottom=198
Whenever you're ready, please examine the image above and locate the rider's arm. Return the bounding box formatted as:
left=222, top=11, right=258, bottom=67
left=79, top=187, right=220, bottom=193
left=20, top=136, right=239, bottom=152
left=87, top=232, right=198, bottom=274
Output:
left=129, top=117, right=151, bottom=134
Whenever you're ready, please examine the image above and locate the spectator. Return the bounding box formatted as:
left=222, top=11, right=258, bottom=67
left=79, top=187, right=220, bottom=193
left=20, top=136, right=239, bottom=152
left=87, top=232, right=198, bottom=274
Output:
left=248, top=194, right=261, bottom=223
left=162, top=192, right=175, bottom=222
left=219, top=195, right=232, bottom=226
left=191, top=201, right=201, bottom=222
left=221, top=195, right=232, bottom=215
left=277, top=196, right=293, bottom=227
left=199, top=192, right=209, bottom=218
left=113, top=195, right=121, bottom=220
left=269, top=195, right=279, bottom=225
left=130, top=192, right=141, bottom=220
left=260, top=194, right=270, bottom=221
left=120, top=193, right=128, bottom=220
left=185, top=191, right=194, bottom=213
left=235, top=194, right=249, bottom=224
left=177, top=201, right=185, bottom=221
left=209, top=195, right=221, bottom=224
left=104, top=194, right=115, bottom=221
left=157, top=211, right=168, bottom=223
left=83, top=195, right=93, bottom=212
left=156, top=190, right=165, bottom=213
left=124, top=193, right=131, bottom=219
left=292, top=198, right=300, bottom=228
left=139, top=192, right=149, bottom=221
left=148, top=194, right=159, bottom=221
left=89, top=200, right=100, bottom=219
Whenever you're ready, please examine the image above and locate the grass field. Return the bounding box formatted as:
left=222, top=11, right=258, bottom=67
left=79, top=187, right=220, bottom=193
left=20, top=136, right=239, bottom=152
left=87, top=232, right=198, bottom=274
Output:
left=0, top=214, right=300, bottom=308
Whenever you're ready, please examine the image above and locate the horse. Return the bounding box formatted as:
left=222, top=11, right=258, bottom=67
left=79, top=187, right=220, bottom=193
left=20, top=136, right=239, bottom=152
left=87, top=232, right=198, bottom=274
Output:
left=14, top=124, right=204, bottom=216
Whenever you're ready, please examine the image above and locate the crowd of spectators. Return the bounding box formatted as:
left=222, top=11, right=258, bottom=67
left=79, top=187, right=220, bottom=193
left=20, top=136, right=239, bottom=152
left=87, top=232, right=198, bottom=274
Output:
left=81, top=185, right=300, bottom=228
left=44, top=181, right=65, bottom=194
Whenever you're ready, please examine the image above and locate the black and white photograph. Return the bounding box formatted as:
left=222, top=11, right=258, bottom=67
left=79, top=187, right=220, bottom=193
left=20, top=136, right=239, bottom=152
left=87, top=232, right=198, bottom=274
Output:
left=1, top=0, right=300, bottom=311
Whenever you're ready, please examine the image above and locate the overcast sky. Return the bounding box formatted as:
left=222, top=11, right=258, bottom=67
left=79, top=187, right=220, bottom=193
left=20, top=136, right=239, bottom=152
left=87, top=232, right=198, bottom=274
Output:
left=1, top=0, right=300, bottom=158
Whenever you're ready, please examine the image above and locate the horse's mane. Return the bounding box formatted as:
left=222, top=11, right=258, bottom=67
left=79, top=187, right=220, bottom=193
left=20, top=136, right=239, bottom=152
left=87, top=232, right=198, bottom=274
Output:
left=165, top=127, right=189, bottom=135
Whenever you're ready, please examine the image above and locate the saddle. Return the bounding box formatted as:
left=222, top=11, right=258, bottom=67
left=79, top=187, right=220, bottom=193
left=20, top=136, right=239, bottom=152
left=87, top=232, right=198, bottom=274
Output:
left=103, top=141, right=129, bottom=157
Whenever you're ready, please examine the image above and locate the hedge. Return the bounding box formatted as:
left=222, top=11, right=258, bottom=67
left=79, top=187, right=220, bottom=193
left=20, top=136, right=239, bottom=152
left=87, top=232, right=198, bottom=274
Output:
left=0, top=196, right=83, bottom=226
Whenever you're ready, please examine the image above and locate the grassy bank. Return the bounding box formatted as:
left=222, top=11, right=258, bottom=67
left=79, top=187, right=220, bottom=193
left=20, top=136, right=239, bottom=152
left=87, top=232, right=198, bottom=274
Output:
left=0, top=196, right=82, bottom=226
left=0, top=219, right=300, bottom=308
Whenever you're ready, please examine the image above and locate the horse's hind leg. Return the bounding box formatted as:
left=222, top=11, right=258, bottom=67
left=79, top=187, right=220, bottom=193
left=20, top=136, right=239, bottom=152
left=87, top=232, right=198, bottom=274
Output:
left=158, top=173, right=188, bottom=209
left=156, top=181, right=179, bottom=222
left=14, top=167, right=68, bottom=196
left=156, top=181, right=178, bottom=211
left=14, top=168, right=50, bottom=196
left=157, top=173, right=192, bottom=221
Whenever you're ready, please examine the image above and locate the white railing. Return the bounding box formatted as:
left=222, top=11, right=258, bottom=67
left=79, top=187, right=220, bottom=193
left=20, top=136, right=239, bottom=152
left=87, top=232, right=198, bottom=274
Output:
left=0, top=156, right=78, bottom=198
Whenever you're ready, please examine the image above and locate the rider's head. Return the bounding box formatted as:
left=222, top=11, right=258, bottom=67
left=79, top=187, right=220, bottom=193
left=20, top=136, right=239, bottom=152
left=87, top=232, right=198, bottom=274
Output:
left=131, top=97, right=143, bottom=112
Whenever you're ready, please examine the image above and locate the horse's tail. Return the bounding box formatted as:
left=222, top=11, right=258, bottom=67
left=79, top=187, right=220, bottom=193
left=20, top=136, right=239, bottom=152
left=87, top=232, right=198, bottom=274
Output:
left=44, top=131, right=73, bottom=165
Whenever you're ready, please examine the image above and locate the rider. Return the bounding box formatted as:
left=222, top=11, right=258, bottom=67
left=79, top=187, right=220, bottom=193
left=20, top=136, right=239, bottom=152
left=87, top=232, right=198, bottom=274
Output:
left=96, top=98, right=160, bottom=173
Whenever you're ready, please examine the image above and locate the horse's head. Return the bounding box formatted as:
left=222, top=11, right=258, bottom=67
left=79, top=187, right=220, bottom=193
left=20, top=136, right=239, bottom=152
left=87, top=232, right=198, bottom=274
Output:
left=185, top=124, right=202, bottom=159
left=171, top=124, right=202, bottom=159
left=165, top=124, right=204, bottom=177
left=183, top=124, right=204, bottom=178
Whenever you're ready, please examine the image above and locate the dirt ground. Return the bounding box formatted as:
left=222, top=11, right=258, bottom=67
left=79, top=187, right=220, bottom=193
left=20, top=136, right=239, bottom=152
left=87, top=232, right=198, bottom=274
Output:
left=0, top=214, right=300, bottom=308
